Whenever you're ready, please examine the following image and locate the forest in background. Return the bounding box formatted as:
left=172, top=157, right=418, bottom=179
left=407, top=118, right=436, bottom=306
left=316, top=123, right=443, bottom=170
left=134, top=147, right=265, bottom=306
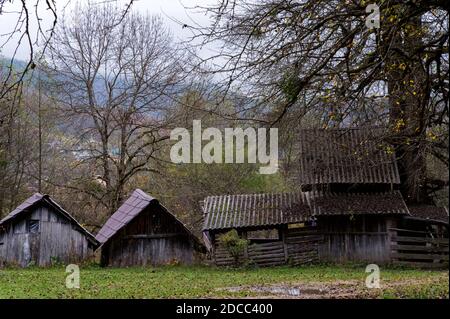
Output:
left=0, top=0, right=448, bottom=235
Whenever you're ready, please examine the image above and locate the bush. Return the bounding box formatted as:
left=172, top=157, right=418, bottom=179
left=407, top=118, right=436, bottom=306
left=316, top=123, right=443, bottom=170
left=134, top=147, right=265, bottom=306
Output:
left=218, top=229, right=248, bottom=267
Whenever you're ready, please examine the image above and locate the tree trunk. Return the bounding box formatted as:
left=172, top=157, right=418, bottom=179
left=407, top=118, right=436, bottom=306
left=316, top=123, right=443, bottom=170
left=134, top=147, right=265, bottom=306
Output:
left=386, top=12, right=430, bottom=204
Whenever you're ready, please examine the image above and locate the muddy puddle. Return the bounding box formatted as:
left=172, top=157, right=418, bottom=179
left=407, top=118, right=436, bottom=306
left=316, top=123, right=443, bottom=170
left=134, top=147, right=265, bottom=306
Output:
left=217, top=280, right=373, bottom=298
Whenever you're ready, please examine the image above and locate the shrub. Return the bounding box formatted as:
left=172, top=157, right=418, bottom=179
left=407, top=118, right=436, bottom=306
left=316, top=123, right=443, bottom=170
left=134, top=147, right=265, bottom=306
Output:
left=218, top=229, right=248, bottom=267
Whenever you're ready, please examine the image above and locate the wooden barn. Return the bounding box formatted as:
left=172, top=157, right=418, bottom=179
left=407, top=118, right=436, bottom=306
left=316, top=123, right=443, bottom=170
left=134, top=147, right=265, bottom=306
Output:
left=203, top=127, right=448, bottom=267
left=97, top=189, right=205, bottom=267
left=0, top=193, right=98, bottom=267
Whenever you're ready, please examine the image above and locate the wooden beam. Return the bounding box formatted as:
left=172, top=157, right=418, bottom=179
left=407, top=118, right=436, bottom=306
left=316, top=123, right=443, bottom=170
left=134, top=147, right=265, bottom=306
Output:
left=123, top=233, right=187, bottom=239
left=321, top=232, right=388, bottom=235
left=392, top=252, right=449, bottom=261
left=391, top=236, right=449, bottom=245
left=281, top=228, right=288, bottom=263
left=393, top=261, right=449, bottom=268
left=392, top=244, right=449, bottom=253
left=388, top=228, right=431, bottom=234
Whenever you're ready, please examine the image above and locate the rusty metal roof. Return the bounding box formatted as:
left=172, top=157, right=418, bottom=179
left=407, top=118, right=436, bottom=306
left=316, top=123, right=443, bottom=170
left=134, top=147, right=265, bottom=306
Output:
left=0, top=193, right=98, bottom=246
left=407, top=206, right=449, bottom=224
left=297, top=127, right=400, bottom=185
left=96, top=189, right=204, bottom=249
left=202, top=191, right=409, bottom=231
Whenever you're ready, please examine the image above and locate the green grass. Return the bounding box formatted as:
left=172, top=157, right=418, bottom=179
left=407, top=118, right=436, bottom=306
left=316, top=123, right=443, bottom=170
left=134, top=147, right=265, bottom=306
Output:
left=0, top=264, right=448, bottom=299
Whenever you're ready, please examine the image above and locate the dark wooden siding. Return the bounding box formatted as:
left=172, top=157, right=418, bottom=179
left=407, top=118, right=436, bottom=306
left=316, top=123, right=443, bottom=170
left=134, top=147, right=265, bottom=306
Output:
left=0, top=205, right=94, bottom=267
left=101, top=204, right=197, bottom=267
left=318, top=215, right=396, bottom=263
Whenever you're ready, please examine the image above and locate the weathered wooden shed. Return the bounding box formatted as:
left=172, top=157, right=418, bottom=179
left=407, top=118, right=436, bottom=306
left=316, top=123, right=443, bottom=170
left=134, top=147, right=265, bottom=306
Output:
left=0, top=193, right=98, bottom=267
left=97, top=189, right=204, bottom=267
left=295, top=127, right=448, bottom=267
left=202, top=190, right=410, bottom=266
left=312, top=191, right=409, bottom=263
left=203, top=127, right=448, bottom=267
left=202, top=192, right=321, bottom=267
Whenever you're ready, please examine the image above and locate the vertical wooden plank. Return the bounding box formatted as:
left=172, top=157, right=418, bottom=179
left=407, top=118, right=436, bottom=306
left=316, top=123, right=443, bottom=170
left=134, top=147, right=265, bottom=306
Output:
left=281, top=227, right=288, bottom=263
left=242, top=231, right=248, bottom=262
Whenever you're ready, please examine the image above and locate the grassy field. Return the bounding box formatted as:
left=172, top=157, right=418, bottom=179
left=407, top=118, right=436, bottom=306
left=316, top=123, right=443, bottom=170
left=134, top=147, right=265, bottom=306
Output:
left=0, top=264, right=448, bottom=299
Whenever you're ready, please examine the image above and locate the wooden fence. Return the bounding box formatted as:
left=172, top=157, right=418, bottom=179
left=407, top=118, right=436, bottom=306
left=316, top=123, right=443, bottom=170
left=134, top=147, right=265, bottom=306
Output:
left=213, top=226, right=321, bottom=267
left=390, top=228, right=449, bottom=268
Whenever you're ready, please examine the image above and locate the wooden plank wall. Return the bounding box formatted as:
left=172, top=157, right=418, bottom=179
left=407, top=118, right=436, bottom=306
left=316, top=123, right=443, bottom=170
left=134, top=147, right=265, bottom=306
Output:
left=106, top=235, right=195, bottom=266
left=248, top=241, right=285, bottom=267
left=102, top=206, right=197, bottom=266
left=213, top=226, right=320, bottom=267
left=390, top=228, right=449, bottom=268
left=285, top=227, right=320, bottom=265
left=213, top=243, right=244, bottom=266
left=318, top=215, right=392, bottom=263
left=0, top=205, right=93, bottom=267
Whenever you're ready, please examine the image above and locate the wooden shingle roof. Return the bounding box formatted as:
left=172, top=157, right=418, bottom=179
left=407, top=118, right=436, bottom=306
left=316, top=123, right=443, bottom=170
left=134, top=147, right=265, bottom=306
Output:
left=202, top=191, right=409, bottom=231
left=297, top=127, right=400, bottom=185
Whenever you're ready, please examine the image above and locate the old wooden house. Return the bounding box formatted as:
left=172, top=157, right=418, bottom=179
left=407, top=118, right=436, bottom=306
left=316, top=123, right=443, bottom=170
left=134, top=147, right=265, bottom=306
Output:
left=0, top=193, right=98, bottom=267
left=203, top=128, right=448, bottom=267
left=97, top=189, right=204, bottom=267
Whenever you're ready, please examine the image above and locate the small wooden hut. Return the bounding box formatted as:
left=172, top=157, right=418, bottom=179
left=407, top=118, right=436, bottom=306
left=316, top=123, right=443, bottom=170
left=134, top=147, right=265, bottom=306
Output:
left=296, top=127, right=448, bottom=267
left=202, top=192, right=321, bottom=267
left=97, top=189, right=204, bottom=267
left=0, top=193, right=98, bottom=267
left=203, top=128, right=448, bottom=267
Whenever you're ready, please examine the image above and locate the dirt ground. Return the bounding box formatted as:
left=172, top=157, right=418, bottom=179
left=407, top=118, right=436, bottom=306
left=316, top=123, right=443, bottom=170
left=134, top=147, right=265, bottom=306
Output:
left=217, top=276, right=448, bottom=299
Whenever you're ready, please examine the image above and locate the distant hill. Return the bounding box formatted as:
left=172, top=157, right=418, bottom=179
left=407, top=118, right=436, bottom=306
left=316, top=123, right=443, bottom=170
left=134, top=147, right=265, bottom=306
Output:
left=0, top=56, right=29, bottom=72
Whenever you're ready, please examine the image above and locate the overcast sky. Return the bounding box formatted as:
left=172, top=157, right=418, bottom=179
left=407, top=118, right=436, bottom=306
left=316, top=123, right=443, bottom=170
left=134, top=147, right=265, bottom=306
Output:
left=0, top=0, right=216, bottom=60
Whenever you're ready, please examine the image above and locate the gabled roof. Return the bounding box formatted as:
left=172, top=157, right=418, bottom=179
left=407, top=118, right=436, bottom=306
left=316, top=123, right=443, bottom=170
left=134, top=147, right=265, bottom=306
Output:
left=0, top=193, right=45, bottom=225
left=202, top=191, right=409, bottom=231
left=96, top=189, right=156, bottom=244
left=407, top=206, right=449, bottom=224
left=0, top=193, right=98, bottom=246
left=96, top=189, right=203, bottom=250
left=297, top=127, right=400, bottom=185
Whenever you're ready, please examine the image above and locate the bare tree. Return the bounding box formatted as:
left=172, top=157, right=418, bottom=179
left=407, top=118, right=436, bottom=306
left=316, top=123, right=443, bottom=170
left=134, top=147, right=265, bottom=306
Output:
left=0, top=0, right=135, bottom=99
left=44, top=2, right=188, bottom=215
left=187, top=0, right=449, bottom=204
left=0, top=0, right=56, bottom=99
left=0, top=82, right=53, bottom=216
